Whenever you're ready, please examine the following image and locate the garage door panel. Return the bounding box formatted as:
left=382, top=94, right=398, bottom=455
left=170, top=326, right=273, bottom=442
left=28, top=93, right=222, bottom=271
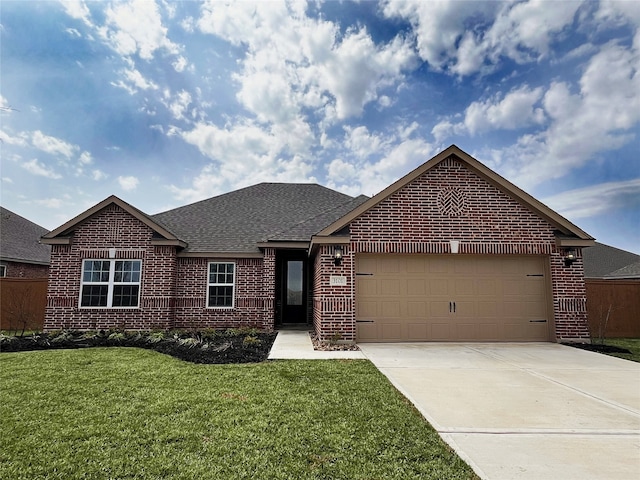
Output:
left=454, top=279, right=475, bottom=295
left=358, top=278, right=378, bottom=295
left=477, top=301, right=498, bottom=316
left=407, top=301, right=427, bottom=317
left=431, top=323, right=451, bottom=340
left=407, top=323, right=428, bottom=341
left=356, top=254, right=550, bottom=342
left=430, top=279, right=449, bottom=295
left=357, top=300, right=378, bottom=318
left=456, top=323, right=479, bottom=340
left=407, top=279, right=427, bottom=296
left=382, top=301, right=401, bottom=317
left=381, top=323, right=403, bottom=341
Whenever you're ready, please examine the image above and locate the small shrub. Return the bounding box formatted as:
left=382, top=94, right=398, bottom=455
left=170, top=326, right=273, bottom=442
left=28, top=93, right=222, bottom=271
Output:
left=242, top=335, right=261, bottom=347
left=147, top=331, right=166, bottom=344
left=108, top=332, right=126, bottom=343
left=179, top=337, right=201, bottom=349
left=329, top=331, right=343, bottom=344
left=0, top=333, right=16, bottom=346
left=51, top=330, right=74, bottom=344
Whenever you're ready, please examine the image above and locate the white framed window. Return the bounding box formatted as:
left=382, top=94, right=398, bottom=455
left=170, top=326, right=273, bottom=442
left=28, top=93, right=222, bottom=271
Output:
left=207, top=262, right=235, bottom=308
left=0, top=265, right=6, bottom=277
left=80, top=259, right=141, bottom=308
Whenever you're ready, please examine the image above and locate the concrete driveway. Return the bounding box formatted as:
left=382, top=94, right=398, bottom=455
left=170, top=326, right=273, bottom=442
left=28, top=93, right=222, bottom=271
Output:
left=359, top=343, right=640, bottom=480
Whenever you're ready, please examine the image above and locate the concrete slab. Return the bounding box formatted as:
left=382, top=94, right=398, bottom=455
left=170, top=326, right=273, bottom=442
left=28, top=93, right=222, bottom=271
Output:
left=267, top=330, right=365, bottom=360
left=446, top=432, right=640, bottom=480
left=360, top=343, right=640, bottom=480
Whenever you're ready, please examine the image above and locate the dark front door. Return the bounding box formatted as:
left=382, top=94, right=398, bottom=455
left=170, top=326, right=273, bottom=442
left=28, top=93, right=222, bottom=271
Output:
left=277, top=252, right=308, bottom=324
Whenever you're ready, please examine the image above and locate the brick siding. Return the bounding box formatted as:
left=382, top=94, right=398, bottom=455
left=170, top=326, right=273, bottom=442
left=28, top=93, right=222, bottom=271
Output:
left=1, top=261, right=49, bottom=279
left=44, top=204, right=178, bottom=331
left=313, top=157, right=590, bottom=342
left=173, top=256, right=274, bottom=331
left=44, top=204, right=277, bottom=332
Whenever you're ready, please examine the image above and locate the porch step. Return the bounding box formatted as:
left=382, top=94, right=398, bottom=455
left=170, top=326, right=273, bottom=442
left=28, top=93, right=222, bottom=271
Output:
left=268, top=330, right=365, bottom=360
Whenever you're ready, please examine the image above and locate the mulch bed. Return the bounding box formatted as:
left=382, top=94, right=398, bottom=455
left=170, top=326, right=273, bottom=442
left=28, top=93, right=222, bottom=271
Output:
left=0, top=331, right=277, bottom=364
left=563, top=342, right=632, bottom=354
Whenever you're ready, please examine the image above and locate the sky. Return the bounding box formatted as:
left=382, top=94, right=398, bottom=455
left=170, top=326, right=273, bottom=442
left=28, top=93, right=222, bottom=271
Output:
left=1, top=0, right=639, bottom=254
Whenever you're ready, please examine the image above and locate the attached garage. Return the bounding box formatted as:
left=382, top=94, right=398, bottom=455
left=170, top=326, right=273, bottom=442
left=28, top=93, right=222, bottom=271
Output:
left=312, top=145, right=593, bottom=344
left=356, top=254, right=552, bottom=342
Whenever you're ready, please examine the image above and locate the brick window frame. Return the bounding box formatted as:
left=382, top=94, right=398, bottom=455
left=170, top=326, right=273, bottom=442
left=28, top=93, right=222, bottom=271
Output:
left=79, top=259, right=142, bottom=308
left=207, top=262, right=235, bottom=309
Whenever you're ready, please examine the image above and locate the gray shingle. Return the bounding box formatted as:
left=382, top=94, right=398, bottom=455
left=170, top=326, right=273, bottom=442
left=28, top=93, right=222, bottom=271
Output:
left=1, top=207, right=51, bottom=264
left=152, top=183, right=359, bottom=253
left=583, top=242, right=640, bottom=278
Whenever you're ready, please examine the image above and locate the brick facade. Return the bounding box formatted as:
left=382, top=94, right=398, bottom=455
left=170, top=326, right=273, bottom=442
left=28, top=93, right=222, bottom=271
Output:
left=313, top=157, right=590, bottom=342
left=44, top=204, right=278, bottom=332
left=43, top=153, right=591, bottom=342
left=44, top=204, right=178, bottom=331
left=173, top=256, right=274, bottom=331
left=1, top=261, right=49, bottom=279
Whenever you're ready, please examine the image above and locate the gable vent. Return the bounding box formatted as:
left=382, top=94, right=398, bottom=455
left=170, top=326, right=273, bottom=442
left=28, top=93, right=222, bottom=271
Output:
left=437, top=187, right=467, bottom=217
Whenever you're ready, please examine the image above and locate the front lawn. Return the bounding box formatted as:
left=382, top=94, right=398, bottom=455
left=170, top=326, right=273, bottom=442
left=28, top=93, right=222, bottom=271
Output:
left=0, top=348, right=476, bottom=479
left=601, top=338, right=640, bottom=363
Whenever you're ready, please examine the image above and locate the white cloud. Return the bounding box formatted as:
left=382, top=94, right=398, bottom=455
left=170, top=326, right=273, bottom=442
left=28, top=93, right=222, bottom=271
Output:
left=504, top=39, right=640, bottom=188
left=33, top=198, right=64, bottom=209
left=543, top=178, right=640, bottom=219
left=59, top=0, right=93, bottom=27
left=99, top=0, right=180, bottom=60
left=2, top=177, right=13, bottom=184
left=383, top=0, right=583, bottom=76
left=78, top=151, right=93, bottom=165
left=92, top=169, right=108, bottom=181
left=112, top=67, right=159, bottom=94
left=167, top=90, right=192, bottom=121
left=173, top=119, right=318, bottom=202
left=172, top=55, right=188, bottom=72
left=118, top=175, right=139, bottom=191
left=0, top=129, right=28, bottom=147
left=327, top=122, right=434, bottom=197
left=198, top=0, right=415, bottom=129
left=434, top=85, right=546, bottom=138
left=31, top=130, right=79, bottom=159
left=22, top=159, right=62, bottom=179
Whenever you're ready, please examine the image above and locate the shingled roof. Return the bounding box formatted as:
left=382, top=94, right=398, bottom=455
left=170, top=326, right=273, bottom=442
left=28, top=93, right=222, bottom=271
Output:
left=582, top=242, right=640, bottom=278
left=1, top=207, right=51, bottom=265
left=152, top=183, right=363, bottom=253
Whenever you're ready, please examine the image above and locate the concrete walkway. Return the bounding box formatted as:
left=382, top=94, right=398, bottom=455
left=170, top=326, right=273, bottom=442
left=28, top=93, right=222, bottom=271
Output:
left=359, top=343, right=640, bottom=480
left=267, top=329, right=365, bottom=360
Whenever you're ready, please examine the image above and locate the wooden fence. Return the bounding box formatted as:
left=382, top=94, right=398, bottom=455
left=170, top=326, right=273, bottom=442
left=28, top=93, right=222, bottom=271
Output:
left=0, top=278, right=48, bottom=332
left=586, top=279, right=640, bottom=339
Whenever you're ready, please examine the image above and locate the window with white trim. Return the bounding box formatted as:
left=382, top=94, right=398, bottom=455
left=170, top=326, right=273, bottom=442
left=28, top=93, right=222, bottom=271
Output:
left=207, top=262, right=235, bottom=308
left=0, top=265, right=6, bottom=277
left=80, top=260, right=141, bottom=308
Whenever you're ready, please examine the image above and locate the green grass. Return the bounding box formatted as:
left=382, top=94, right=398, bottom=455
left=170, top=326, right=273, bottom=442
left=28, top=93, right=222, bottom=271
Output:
left=0, top=348, right=476, bottom=479
left=602, top=338, right=640, bottom=363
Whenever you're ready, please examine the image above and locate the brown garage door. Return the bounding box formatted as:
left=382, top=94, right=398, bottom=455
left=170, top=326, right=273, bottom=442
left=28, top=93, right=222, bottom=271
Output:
left=356, top=254, right=551, bottom=342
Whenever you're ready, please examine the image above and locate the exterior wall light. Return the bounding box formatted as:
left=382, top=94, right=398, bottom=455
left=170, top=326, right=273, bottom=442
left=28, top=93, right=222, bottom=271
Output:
left=333, top=245, right=343, bottom=265
left=563, top=248, right=577, bottom=266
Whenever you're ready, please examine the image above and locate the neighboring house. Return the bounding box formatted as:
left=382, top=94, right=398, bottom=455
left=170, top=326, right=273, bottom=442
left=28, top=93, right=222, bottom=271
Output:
left=583, top=242, right=640, bottom=338
left=0, top=207, right=51, bottom=331
left=41, top=145, right=595, bottom=342
left=583, top=243, right=640, bottom=280
left=0, top=207, right=51, bottom=278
